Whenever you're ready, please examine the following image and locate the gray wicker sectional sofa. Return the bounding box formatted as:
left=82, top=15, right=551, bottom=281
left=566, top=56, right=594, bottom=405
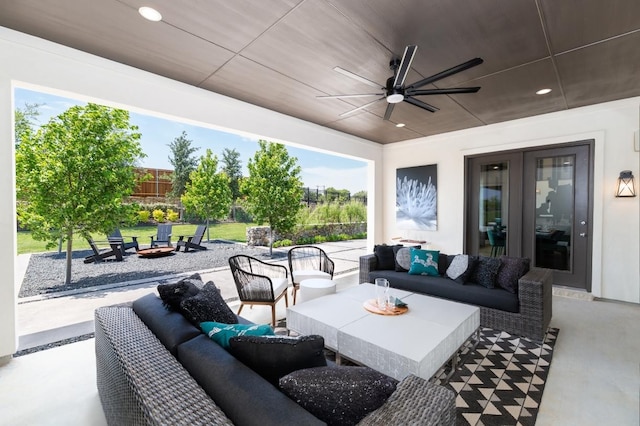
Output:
left=95, top=292, right=457, bottom=425
left=359, top=249, right=552, bottom=342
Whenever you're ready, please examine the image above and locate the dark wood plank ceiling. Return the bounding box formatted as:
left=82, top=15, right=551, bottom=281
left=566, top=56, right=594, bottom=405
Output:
left=1, top=0, right=639, bottom=144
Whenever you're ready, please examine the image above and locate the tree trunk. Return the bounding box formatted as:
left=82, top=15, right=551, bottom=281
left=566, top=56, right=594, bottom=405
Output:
left=65, top=230, right=73, bottom=285
left=206, top=217, right=210, bottom=242
left=269, top=227, right=273, bottom=257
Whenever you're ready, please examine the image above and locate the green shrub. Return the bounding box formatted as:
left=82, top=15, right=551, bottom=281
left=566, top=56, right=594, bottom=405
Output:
left=166, top=208, right=180, bottom=222
left=313, top=235, right=327, bottom=244
left=137, top=210, right=150, bottom=222
left=295, top=236, right=314, bottom=245
left=152, top=209, right=165, bottom=223
left=273, top=238, right=293, bottom=248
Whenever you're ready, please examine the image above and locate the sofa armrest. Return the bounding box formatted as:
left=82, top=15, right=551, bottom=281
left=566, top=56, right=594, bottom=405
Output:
left=358, top=375, right=455, bottom=426
left=359, top=254, right=378, bottom=284
left=517, top=267, right=553, bottom=341
left=95, top=306, right=233, bottom=426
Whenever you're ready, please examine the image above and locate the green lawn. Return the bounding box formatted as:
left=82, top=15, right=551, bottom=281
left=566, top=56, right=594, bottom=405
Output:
left=17, top=222, right=256, bottom=255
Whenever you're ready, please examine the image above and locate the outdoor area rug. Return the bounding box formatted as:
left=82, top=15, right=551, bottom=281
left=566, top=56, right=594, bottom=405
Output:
left=433, top=327, right=559, bottom=426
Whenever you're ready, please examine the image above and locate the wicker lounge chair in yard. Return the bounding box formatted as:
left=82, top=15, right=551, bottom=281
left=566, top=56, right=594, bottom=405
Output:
left=150, top=224, right=172, bottom=248
left=107, top=228, right=139, bottom=255
left=84, top=238, right=124, bottom=263
left=176, top=225, right=207, bottom=252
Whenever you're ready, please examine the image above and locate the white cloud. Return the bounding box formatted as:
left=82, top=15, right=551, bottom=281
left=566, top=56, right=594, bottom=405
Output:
left=301, top=165, right=367, bottom=194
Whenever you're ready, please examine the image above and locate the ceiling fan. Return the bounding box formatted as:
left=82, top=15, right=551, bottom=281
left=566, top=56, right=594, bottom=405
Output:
left=318, top=45, right=483, bottom=121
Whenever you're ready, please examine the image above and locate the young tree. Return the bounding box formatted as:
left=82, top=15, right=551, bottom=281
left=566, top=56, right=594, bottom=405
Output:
left=181, top=149, right=233, bottom=242
left=242, top=140, right=304, bottom=255
left=167, top=131, right=199, bottom=198
left=221, top=147, right=242, bottom=219
left=14, top=103, right=41, bottom=148
left=16, top=103, right=145, bottom=284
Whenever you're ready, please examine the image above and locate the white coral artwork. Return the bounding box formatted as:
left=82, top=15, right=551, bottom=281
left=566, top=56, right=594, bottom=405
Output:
left=396, top=165, right=437, bottom=230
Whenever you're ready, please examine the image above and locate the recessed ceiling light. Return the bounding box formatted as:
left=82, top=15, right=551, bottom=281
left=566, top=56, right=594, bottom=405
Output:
left=138, top=6, right=162, bottom=22
left=395, top=123, right=405, bottom=128
left=536, top=88, right=552, bottom=95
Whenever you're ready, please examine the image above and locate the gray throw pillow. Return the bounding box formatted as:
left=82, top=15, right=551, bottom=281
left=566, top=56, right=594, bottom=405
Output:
left=471, top=256, right=502, bottom=288
left=446, top=254, right=477, bottom=284
left=279, top=366, right=398, bottom=426
left=157, top=273, right=202, bottom=311
left=496, top=256, right=530, bottom=293
left=180, top=281, right=238, bottom=325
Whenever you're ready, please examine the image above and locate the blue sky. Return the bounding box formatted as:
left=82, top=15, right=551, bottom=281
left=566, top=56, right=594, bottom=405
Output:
left=14, top=88, right=368, bottom=193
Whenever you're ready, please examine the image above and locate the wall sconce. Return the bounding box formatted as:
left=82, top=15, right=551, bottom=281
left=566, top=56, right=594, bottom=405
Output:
left=615, top=170, right=636, bottom=197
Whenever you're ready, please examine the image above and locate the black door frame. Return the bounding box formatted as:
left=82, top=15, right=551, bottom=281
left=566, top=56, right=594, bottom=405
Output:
left=464, top=140, right=594, bottom=290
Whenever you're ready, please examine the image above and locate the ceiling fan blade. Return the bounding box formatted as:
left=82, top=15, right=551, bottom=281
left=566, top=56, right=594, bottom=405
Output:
left=383, top=103, right=395, bottom=120
left=405, top=96, right=439, bottom=113
left=317, top=93, right=385, bottom=99
left=339, top=96, right=386, bottom=117
left=406, top=57, right=483, bottom=90
left=333, top=66, right=383, bottom=89
left=405, top=87, right=481, bottom=96
left=392, top=45, right=418, bottom=88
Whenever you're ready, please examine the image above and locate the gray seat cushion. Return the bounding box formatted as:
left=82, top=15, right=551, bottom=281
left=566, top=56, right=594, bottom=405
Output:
left=369, top=270, right=519, bottom=313
left=177, top=335, right=325, bottom=426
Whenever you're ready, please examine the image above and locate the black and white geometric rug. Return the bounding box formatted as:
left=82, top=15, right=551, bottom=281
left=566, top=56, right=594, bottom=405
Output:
left=433, top=327, right=559, bottom=426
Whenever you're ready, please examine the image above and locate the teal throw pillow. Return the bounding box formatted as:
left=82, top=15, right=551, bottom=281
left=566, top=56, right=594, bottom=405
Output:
left=408, top=248, right=440, bottom=276
left=200, top=321, right=274, bottom=349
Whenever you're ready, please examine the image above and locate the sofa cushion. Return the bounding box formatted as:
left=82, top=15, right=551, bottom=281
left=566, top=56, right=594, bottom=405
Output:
left=292, top=270, right=331, bottom=284
left=200, top=322, right=274, bottom=349
left=279, top=366, right=398, bottom=426
left=157, top=273, right=202, bottom=311
left=446, top=254, right=477, bottom=284
left=393, top=246, right=411, bottom=271
left=393, top=245, right=421, bottom=272
left=132, top=293, right=201, bottom=356
left=471, top=256, right=502, bottom=288
left=408, top=248, right=440, bottom=276
left=228, top=335, right=327, bottom=386
left=374, top=244, right=401, bottom=270
left=497, top=256, right=531, bottom=294
left=438, top=253, right=453, bottom=275
left=180, top=282, right=238, bottom=325
left=177, top=335, right=324, bottom=426
left=369, top=270, right=520, bottom=313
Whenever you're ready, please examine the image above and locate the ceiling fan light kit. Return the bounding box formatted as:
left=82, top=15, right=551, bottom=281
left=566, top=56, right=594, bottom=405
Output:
left=320, top=45, right=483, bottom=123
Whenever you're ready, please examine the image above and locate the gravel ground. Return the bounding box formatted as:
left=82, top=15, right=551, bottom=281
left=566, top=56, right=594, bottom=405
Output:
left=19, top=240, right=287, bottom=298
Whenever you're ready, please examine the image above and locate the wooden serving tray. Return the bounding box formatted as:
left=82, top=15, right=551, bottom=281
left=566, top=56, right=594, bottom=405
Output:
left=363, top=299, right=409, bottom=316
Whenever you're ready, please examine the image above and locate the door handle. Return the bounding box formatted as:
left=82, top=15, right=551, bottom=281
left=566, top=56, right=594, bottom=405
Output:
left=579, top=232, right=587, bottom=237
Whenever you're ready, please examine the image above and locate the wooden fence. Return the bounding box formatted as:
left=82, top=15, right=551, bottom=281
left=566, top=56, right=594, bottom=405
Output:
left=132, top=168, right=173, bottom=198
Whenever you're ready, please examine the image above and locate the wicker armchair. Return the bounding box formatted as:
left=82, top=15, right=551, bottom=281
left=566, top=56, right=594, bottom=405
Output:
left=228, top=254, right=289, bottom=326
left=288, top=246, right=335, bottom=304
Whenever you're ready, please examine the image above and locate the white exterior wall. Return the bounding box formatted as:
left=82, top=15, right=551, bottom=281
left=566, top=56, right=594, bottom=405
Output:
left=383, top=99, right=640, bottom=304
left=0, top=27, right=382, bottom=359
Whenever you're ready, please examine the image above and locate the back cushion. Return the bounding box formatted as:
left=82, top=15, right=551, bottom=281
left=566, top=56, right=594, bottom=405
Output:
left=374, top=244, right=401, bottom=270
left=132, top=293, right=201, bottom=356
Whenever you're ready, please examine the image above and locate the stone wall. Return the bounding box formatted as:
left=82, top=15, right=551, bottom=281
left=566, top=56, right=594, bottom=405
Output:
left=246, top=226, right=272, bottom=246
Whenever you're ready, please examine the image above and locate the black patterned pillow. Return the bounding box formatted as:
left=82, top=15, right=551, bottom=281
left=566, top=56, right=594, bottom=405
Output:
left=279, top=366, right=398, bottom=426
left=374, top=244, right=401, bottom=270
left=157, top=273, right=202, bottom=311
left=446, top=255, right=477, bottom=284
left=180, top=281, right=238, bottom=325
left=471, top=256, right=502, bottom=288
left=229, top=335, right=327, bottom=386
left=496, top=256, right=531, bottom=294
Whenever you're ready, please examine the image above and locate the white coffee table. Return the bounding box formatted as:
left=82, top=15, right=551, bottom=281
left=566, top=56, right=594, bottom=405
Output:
left=286, top=283, right=480, bottom=381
